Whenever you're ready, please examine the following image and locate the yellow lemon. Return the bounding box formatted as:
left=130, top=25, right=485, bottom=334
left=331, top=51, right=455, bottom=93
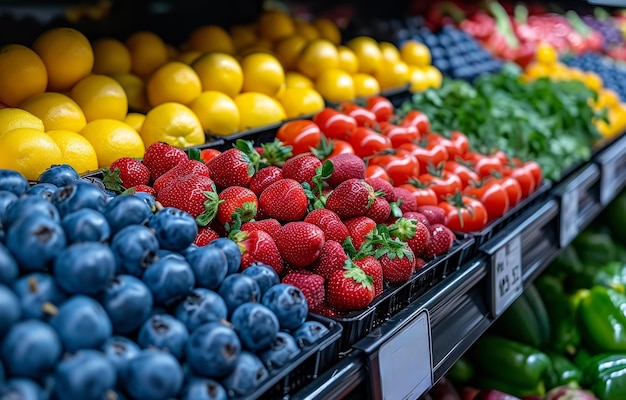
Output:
left=583, top=72, right=603, bottom=93
left=257, top=10, right=296, bottom=42
left=189, top=91, right=240, bottom=136
left=124, top=112, right=146, bottom=132
left=0, top=128, right=63, bottom=180
left=33, top=27, right=93, bottom=91
left=294, top=18, right=320, bottom=40
left=192, top=53, right=243, bottom=99
left=313, top=18, right=341, bottom=45
left=47, top=129, right=99, bottom=173
left=140, top=102, right=205, bottom=148
left=91, top=38, right=132, bottom=75
left=347, top=36, right=383, bottom=75
left=285, top=72, right=314, bottom=89
left=0, top=108, right=45, bottom=137
left=337, top=45, right=359, bottom=74
left=409, top=66, right=430, bottom=93
left=278, top=87, right=325, bottom=119
left=234, top=92, right=286, bottom=131
left=536, top=42, right=557, bottom=65
left=380, top=42, right=401, bottom=63
left=0, top=44, right=48, bottom=107
left=374, top=60, right=411, bottom=91
left=400, top=40, right=431, bottom=67
left=297, top=39, right=339, bottom=79
left=125, top=31, right=169, bottom=78
left=176, top=50, right=203, bottom=65
left=109, top=72, right=150, bottom=113
left=230, top=25, right=257, bottom=51
left=146, top=61, right=202, bottom=107
left=315, top=69, right=355, bottom=103
left=240, top=52, right=285, bottom=97
left=424, top=65, right=443, bottom=89
left=80, top=119, right=145, bottom=167
left=70, top=74, right=128, bottom=122
left=20, top=92, right=87, bottom=132
left=353, top=73, right=380, bottom=98
left=273, top=35, right=308, bottom=71
left=187, top=25, right=236, bottom=55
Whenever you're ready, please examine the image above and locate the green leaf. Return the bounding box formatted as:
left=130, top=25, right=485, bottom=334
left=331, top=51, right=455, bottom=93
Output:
left=185, top=147, right=202, bottom=161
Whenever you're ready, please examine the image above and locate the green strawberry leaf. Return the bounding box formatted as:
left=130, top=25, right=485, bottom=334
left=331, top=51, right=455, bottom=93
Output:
left=321, top=160, right=334, bottom=179
left=387, top=217, right=417, bottom=240
left=102, top=167, right=126, bottom=193
left=390, top=201, right=403, bottom=218
left=232, top=201, right=257, bottom=224
left=344, top=267, right=374, bottom=290
left=185, top=147, right=202, bottom=161
left=342, top=237, right=358, bottom=259
left=260, top=139, right=293, bottom=167
left=310, top=135, right=333, bottom=160
left=235, top=139, right=262, bottom=176
left=196, top=191, right=222, bottom=227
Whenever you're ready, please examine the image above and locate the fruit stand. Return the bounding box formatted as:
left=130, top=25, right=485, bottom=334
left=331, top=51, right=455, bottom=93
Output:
left=2, top=0, right=626, bottom=399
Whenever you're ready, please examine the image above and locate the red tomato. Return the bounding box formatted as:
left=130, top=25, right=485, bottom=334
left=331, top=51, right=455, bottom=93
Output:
left=369, top=149, right=420, bottom=186
left=398, top=182, right=438, bottom=206
left=439, top=194, right=489, bottom=233
left=398, top=139, right=448, bottom=171
left=276, top=120, right=322, bottom=156
left=472, top=153, right=504, bottom=178
left=366, top=96, right=394, bottom=123
left=441, top=131, right=470, bottom=159
left=200, top=148, right=221, bottom=164
left=347, top=127, right=392, bottom=158
left=523, top=161, right=543, bottom=187
left=499, top=176, right=523, bottom=208
left=508, top=164, right=537, bottom=198
left=313, top=138, right=355, bottom=160
left=365, top=164, right=391, bottom=182
left=313, top=108, right=357, bottom=140
left=380, top=122, right=419, bottom=148
left=340, top=102, right=377, bottom=128
left=464, top=179, right=510, bottom=221
left=400, top=110, right=431, bottom=135
left=444, top=160, right=480, bottom=188
left=418, top=170, right=463, bottom=201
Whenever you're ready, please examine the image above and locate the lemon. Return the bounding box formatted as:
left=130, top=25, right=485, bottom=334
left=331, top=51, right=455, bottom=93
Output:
left=337, top=45, right=359, bottom=74
left=347, top=36, right=383, bottom=75
left=234, top=92, right=286, bottom=131
left=189, top=91, right=240, bottom=136
left=124, top=112, right=146, bottom=132
left=380, top=42, right=401, bottom=63
left=315, top=69, right=355, bottom=103
left=0, top=108, right=45, bottom=137
left=176, top=50, right=203, bottom=65
left=80, top=119, right=145, bottom=168
left=109, top=72, right=150, bottom=113
left=20, top=92, right=87, bottom=132
left=278, top=87, right=325, bottom=119
left=353, top=73, right=381, bottom=98
left=146, top=61, right=202, bottom=107
left=296, top=39, right=339, bottom=79
left=374, top=60, right=411, bottom=91
left=125, top=31, right=169, bottom=78
left=240, top=52, right=285, bottom=97
left=92, top=38, right=132, bottom=75
left=47, top=129, right=99, bottom=173
left=294, top=18, right=320, bottom=40
left=70, top=74, right=128, bottom=122
left=0, top=128, right=63, bottom=180
left=273, top=35, right=308, bottom=71
left=400, top=40, right=431, bottom=67
left=536, top=43, right=557, bottom=65
left=424, top=65, right=443, bottom=89
left=0, top=44, right=48, bottom=107
left=230, top=24, right=257, bottom=51
left=187, top=25, right=235, bottom=55
left=313, top=18, right=341, bottom=45
left=409, top=66, right=430, bottom=93
left=257, top=11, right=296, bottom=42
left=140, top=102, right=205, bottom=148
left=191, top=53, right=243, bottom=99
left=285, top=72, right=314, bottom=89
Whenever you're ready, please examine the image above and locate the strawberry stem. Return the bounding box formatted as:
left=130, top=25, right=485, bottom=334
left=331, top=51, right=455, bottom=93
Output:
left=232, top=202, right=257, bottom=224
left=311, top=135, right=334, bottom=160
left=387, top=217, right=417, bottom=241
left=102, top=167, right=126, bottom=193
left=343, top=266, right=374, bottom=291
left=185, top=147, right=202, bottom=161
left=260, top=139, right=293, bottom=167
left=196, top=191, right=222, bottom=227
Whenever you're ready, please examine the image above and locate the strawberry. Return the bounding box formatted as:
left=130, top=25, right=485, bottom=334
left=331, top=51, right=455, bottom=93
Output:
left=423, top=223, right=455, bottom=259
left=354, top=256, right=383, bottom=296
left=403, top=211, right=431, bottom=229
left=153, top=159, right=210, bottom=193
left=216, top=186, right=258, bottom=226
left=200, top=148, right=221, bottom=164
left=312, top=240, right=349, bottom=280
left=344, top=216, right=377, bottom=251
left=281, top=154, right=322, bottom=188
left=249, top=166, right=283, bottom=196
left=103, top=157, right=150, bottom=192
left=365, top=177, right=397, bottom=202
left=303, top=209, right=349, bottom=244
left=365, top=196, right=391, bottom=223
left=388, top=216, right=431, bottom=258
left=407, top=222, right=431, bottom=258
left=326, top=153, right=366, bottom=187
left=125, top=184, right=157, bottom=197
left=194, top=226, right=220, bottom=246
left=156, top=174, right=217, bottom=223
left=313, top=303, right=342, bottom=318
left=325, top=179, right=375, bottom=219
left=207, top=141, right=260, bottom=188
left=241, top=218, right=282, bottom=237
left=416, top=205, right=446, bottom=225
left=258, top=179, right=308, bottom=222
left=415, top=257, right=427, bottom=271
left=393, top=187, right=417, bottom=213
left=281, top=270, right=325, bottom=313
left=273, top=222, right=325, bottom=268
left=235, top=230, right=284, bottom=274
left=326, top=267, right=375, bottom=311
left=142, top=142, right=188, bottom=180
left=359, top=222, right=416, bottom=284
left=379, top=247, right=416, bottom=283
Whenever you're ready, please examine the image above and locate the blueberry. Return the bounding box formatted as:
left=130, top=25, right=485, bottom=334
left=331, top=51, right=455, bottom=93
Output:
left=232, top=303, right=279, bottom=352
left=138, top=314, right=189, bottom=361
left=0, top=170, right=29, bottom=196
left=157, top=249, right=186, bottom=261
left=262, top=284, right=308, bottom=330
left=3, top=195, right=60, bottom=230
left=179, top=243, right=198, bottom=257
left=123, top=349, right=184, bottom=400
left=26, top=183, right=57, bottom=200
left=61, top=208, right=110, bottom=244
left=149, top=207, right=198, bottom=251
left=13, top=273, right=66, bottom=319
left=111, top=225, right=159, bottom=277
left=293, top=320, right=330, bottom=347
left=102, top=336, right=140, bottom=382
left=241, top=263, right=280, bottom=296
left=186, top=321, right=241, bottom=378
left=38, top=164, right=80, bottom=187
left=0, top=191, right=18, bottom=223
left=101, top=275, right=153, bottom=334
left=6, top=214, right=66, bottom=272
left=1, top=320, right=62, bottom=379
left=221, top=351, right=268, bottom=397
left=103, top=195, right=153, bottom=235
left=0, top=284, right=20, bottom=337
left=218, top=274, right=261, bottom=317
left=132, top=192, right=156, bottom=212
left=175, top=288, right=228, bottom=332
left=185, top=245, right=228, bottom=290
left=207, top=238, right=241, bottom=275
left=259, top=331, right=301, bottom=370
left=54, top=243, right=116, bottom=295
left=182, top=378, right=227, bottom=400
left=53, top=350, right=116, bottom=400
left=51, top=181, right=107, bottom=217
left=142, top=257, right=195, bottom=305
left=50, top=295, right=112, bottom=352
left=0, top=378, right=44, bottom=400
left=0, top=243, right=18, bottom=285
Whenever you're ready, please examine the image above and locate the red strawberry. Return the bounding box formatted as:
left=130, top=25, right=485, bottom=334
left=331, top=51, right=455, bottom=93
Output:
left=423, top=223, right=455, bottom=258
left=236, top=230, right=284, bottom=274
left=415, top=257, right=427, bottom=270
left=103, top=157, right=150, bottom=192
left=274, top=222, right=325, bottom=268
left=344, top=216, right=377, bottom=250
left=354, top=256, right=383, bottom=296
left=407, top=222, right=431, bottom=258
left=365, top=196, right=391, bottom=223
left=207, top=148, right=255, bottom=188
left=416, top=205, right=446, bottom=225
left=156, top=174, right=217, bottom=221
left=241, top=219, right=282, bottom=237
left=142, top=142, right=188, bottom=180
left=194, top=226, right=220, bottom=246
left=393, top=187, right=417, bottom=213
left=200, top=148, right=221, bottom=164
left=325, top=179, right=375, bottom=219
left=365, top=177, right=397, bottom=202
left=312, top=240, right=349, bottom=280
left=258, top=179, right=308, bottom=222
left=304, top=209, right=349, bottom=244
left=326, top=153, right=366, bottom=187
left=379, top=247, right=416, bottom=283
left=217, top=186, right=258, bottom=226
left=403, top=211, right=431, bottom=229
left=388, top=217, right=431, bottom=258
left=249, top=166, right=283, bottom=196
left=326, top=267, right=375, bottom=311
left=313, top=303, right=342, bottom=318
left=126, top=185, right=157, bottom=197
left=281, top=270, right=325, bottom=313
left=281, top=154, right=322, bottom=188
left=153, top=159, right=210, bottom=193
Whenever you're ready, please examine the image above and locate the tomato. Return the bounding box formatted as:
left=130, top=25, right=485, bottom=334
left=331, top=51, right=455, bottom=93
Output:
left=398, top=138, right=448, bottom=171
left=499, top=176, right=523, bottom=208
left=200, top=148, right=221, bottom=164
left=313, top=107, right=357, bottom=140
left=464, top=179, right=510, bottom=221
left=508, top=164, right=537, bottom=198
left=312, top=137, right=355, bottom=160
left=380, top=121, right=419, bottom=147
left=340, top=102, right=377, bottom=128
left=472, top=153, right=504, bottom=178
left=523, top=161, right=543, bottom=187
left=444, top=160, right=480, bottom=188
left=418, top=170, right=463, bottom=201
left=347, top=127, right=392, bottom=158
left=439, top=193, right=489, bottom=233
left=366, top=96, right=394, bottom=123
left=369, top=149, right=420, bottom=186
left=398, top=182, right=438, bottom=206
left=276, top=119, right=322, bottom=155
left=400, top=110, right=431, bottom=135
left=440, top=131, right=470, bottom=159
left=365, top=164, right=391, bottom=182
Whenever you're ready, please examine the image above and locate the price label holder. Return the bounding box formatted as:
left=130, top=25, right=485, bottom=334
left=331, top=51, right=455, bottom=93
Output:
left=559, top=186, right=580, bottom=248
left=596, top=134, right=626, bottom=206
left=488, top=234, right=523, bottom=317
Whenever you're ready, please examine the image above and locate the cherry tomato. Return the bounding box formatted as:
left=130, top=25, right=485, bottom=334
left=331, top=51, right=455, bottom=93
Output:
left=340, top=102, right=377, bottom=128
left=523, top=161, right=543, bottom=187
left=400, top=110, right=431, bottom=135
left=499, top=176, right=523, bottom=208
left=369, top=149, right=420, bottom=186
left=444, top=160, right=480, bottom=188
left=441, top=131, right=470, bottom=159
left=508, top=165, right=537, bottom=198
left=398, top=182, right=438, bottom=206
left=380, top=121, right=419, bottom=148
left=200, top=148, right=221, bottom=164
left=464, top=179, right=510, bottom=221
left=472, top=153, right=504, bottom=178
left=313, top=108, right=357, bottom=140
left=313, top=137, right=355, bottom=160
left=348, top=127, right=392, bottom=158
left=365, top=164, right=391, bottom=182
left=439, top=194, right=489, bottom=233
left=366, top=96, right=394, bottom=123
left=398, top=139, right=448, bottom=171
left=418, top=170, right=463, bottom=201
left=276, top=120, right=322, bottom=156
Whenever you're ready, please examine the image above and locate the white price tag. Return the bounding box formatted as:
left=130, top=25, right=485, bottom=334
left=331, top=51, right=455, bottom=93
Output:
left=379, top=309, right=432, bottom=400
left=600, top=160, right=617, bottom=206
left=559, top=188, right=580, bottom=248
left=491, top=235, right=523, bottom=317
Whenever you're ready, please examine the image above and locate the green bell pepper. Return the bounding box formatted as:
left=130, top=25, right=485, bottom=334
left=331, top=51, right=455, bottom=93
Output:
left=447, top=357, right=474, bottom=384
left=577, top=286, right=626, bottom=353
left=545, top=351, right=582, bottom=389
left=593, top=261, right=626, bottom=294
left=582, top=353, right=626, bottom=400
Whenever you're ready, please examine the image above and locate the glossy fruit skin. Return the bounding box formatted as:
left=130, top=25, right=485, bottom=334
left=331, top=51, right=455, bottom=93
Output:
left=26, top=183, right=57, bottom=200
left=0, top=169, right=29, bottom=196
left=38, top=164, right=80, bottom=187
left=464, top=179, right=510, bottom=221
left=218, top=274, right=261, bottom=317
left=293, top=320, right=330, bottom=347
left=221, top=351, right=269, bottom=397
left=61, top=208, right=111, bottom=244
left=103, top=195, right=153, bottom=235
left=439, top=196, right=489, bottom=233
left=182, top=378, right=228, bottom=400
left=54, top=243, right=116, bottom=295
left=259, top=178, right=309, bottom=222
left=142, top=257, right=195, bottom=306
left=138, top=314, right=189, bottom=361
left=325, top=178, right=374, bottom=219
left=111, top=225, right=159, bottom=277
left=53, top=349, right=117, bottom=400
left=149, top=207, right=198, bottom=251
left=6, top=214, right=66, bottom=272
left=3, top=195, right=60, bottom=231
left=238, top=230, right=284, bottom=275
left=348, top=127, right=392, bottom=158
left=186, top=321, right=241, bottom=378
left=175, top=288, right=228, bottom=332
left=13, top=273, right=65, bottom=320
left=231, top=302, right=279, bottom=351
left=241, top=263, right=280, bottom=296
left=262, top=283, right=308, bottom=330
left=51, top=295, right=112, bottom=352
left=185, top=245, right=228, bottom=290
left=142, top=142, right=188, bottom=181
left=123, top=349, right=184, bottom=400
left=0, top=378, right=44, bottom=400
left=313, top=108, right=357, bottom=140
left=249, top=166, right=283, bottom=196
left=102, top=336, right=141, bottom=381
left=304, top=209, right=350, bottom=244
left=1, top=319, right=62, bottom=379
left=0, top=190, right=18, bottom=226
left=0, top=284, right=20, bottom=337
left=326, top=153, right=366, bottom=188
left=276, top=120, right=322, bottom=156
left=207, top=238, right=241, bottom=275
left=101, top=275, right=153, bottom=334
left=50, top=181, right=108, bottom=217
left=207, top=148, right=254, bottom=188
left=274, top=222, right=325, bottom=268
left=259, top=331, right=301, bottom=370
left=0, top=243, right=18, bottom=285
